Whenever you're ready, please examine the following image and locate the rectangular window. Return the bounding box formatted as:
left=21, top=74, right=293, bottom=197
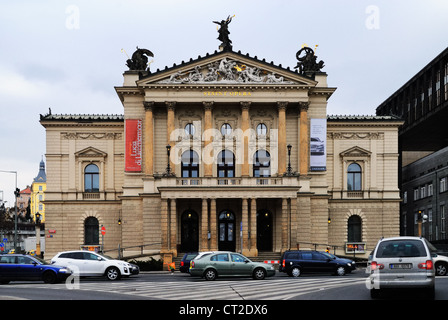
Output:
left=428, top=183, right=433, bottom=196
left=441, top=205, right=446, bottom=239
left=414, top=188, right=419, bottom=201
left=403, top=191, right=407, bottom=204
left=441, top=177, right=447, bottom=193
left=420, top=186, right=426, bottom=198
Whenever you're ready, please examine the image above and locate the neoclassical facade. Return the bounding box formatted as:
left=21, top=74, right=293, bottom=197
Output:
left=40, top=47, right=402, bottom=262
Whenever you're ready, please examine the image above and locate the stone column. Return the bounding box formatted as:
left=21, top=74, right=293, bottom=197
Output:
left=299, top=102, right=310, bottom=175
left=144, top=101, right=154, bottom=176
left=201, top=198, right=209, bottom=251
left=241, top=102, right=251, bottom=177
left=281, top=198, right=288, bottom=252
left=210, top=198, right=218, bottom=250
left=170, top=199, right=177, bottom=256
left=250, top=198, right=258, bottom=256
left=203, top=102, right=214, bottom=177
left=166, top=101, right=176, bottom=172
left=161, top=199, right=169, bottom=251
left=277, top=102, right=288, bottom=175
left=242, top=198, right=249, bottom=255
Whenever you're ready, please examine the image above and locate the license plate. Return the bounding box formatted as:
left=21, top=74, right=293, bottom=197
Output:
left=390, top=263, right=412, bottom=269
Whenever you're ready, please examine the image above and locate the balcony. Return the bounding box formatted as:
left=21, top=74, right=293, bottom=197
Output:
left=176, top=177, right=290, bottom=187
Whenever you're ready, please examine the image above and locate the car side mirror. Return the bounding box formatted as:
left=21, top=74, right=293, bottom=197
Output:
left=245, top=260, right=250, bottom=263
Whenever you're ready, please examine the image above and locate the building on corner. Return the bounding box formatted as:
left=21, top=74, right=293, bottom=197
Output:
left=40, top=33, right=403, bottom=263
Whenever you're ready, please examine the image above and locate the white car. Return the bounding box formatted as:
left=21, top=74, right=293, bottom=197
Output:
left=51, top=250, right=132, bottom=280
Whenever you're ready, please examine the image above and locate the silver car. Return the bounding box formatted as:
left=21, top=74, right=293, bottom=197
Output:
left=369, top=236, right=435, bottom=299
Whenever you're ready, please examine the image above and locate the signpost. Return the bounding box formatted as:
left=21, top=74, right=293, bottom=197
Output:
left=101, top=226, right=106, bottom=252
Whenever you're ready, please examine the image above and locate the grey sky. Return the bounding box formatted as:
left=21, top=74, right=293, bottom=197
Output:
left=0, top=0, right=447, bottom=205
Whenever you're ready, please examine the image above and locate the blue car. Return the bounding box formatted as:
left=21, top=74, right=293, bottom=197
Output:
left=0, top=254, right=72, bottom=284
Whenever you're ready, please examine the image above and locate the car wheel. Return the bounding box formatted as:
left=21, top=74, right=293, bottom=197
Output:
left=204, top=269, right=217, bottom=281
left=436, top=262, right=448, bottom=276
left=253, top=268, right=266, bottom=280
left=105, top=267, right=121, bottom=281
left=335, top=266, right=346, bottom=276
left=42, top=271, right=58, bottom=284
left=290, top=267, right=301, bottom=277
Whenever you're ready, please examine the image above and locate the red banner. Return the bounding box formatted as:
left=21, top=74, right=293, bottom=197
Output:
left=125, top=119, right=142, bottom=172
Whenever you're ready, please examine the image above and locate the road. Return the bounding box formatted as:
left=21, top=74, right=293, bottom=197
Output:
left=2, top=268, right=447, bottom=301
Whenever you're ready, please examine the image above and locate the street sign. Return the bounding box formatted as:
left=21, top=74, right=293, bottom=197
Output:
left=2, top=238, right=7, bottom=243
left=101, top=226, right=106, bottom=236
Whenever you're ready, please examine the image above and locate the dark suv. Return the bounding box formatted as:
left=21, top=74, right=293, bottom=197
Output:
left=279, top=250, right=355, bottom=277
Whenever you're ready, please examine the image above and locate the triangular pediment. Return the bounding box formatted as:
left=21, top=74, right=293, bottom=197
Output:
left=136, top=51, right=317, bottom=87
left=340, top=146, right=371, bottom=158
left=75, top=146, right=107, bottom=158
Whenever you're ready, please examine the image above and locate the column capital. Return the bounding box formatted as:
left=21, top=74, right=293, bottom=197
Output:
left=165, top=101, right=176, bottom=111
left=143, top=101, right=154, bottom=111
left=202, top=101, right=214, bottom=111
left=298, top=101, right=310, bottom=112
left=240, top=101, right=251, bottom=110
left=277, top=101, right=288, bottom=111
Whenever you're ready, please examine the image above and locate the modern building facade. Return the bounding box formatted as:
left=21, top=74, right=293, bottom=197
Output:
left=376, top=47, right=448, bottom=242
left=40, top=43, right=402, bottom=262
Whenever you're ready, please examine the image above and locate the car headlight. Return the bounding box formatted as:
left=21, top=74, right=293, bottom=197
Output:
left=59, top=268, right=70, bottom=273
left=347, top=263, right=351, bottom=267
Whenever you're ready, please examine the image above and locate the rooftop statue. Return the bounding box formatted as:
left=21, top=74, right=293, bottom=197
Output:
left=213, top=15, right=234, bottom=51
left=126, top=47, right=154, bottom=71
left=295, top=46, right=325, bottom=75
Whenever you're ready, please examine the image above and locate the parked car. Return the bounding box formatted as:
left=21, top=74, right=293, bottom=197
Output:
left=180, top=252, right=198, bottom=273
left=189, top=251, right=275, bottom=280
left=129, top=262, right=140, bottom=275
left=321, top=251, right=357, bottom=273
left=423, top=239, right=448, bottom=276
left=369, top=236, right=435, bottom=299
left=0, top=254, right=71, bottom=284
left=279, top=250, right=353, bottom=277
left=51, top=250, right=133, bottom=281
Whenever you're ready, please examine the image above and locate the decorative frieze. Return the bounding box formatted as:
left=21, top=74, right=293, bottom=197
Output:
left=61, top=132, right=122, bottom=140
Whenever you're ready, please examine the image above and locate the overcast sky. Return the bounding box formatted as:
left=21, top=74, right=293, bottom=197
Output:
left=0, top=0, right=447, bottom=205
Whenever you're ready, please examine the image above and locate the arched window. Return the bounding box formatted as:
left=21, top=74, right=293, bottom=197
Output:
left=84, top=217, right=99, bottom=245
left=347, top=215, right=362, bottom=242
left=256, top=123, right=267, bottom=136
left=253, top=150, right=271, bottom=177
left=181, top=150, right=199, bottom=178
left=184, top=123, right=195, bottom=136
left=221, top=123, right=232, bottom=136
left=84, top=164, right=99, bottom=192
left=217, top=150, right=235, bottom=178
left=347, top=163, right=362, bottom=191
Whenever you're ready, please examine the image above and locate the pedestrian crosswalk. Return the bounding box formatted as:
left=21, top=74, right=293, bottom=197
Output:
left=15, top=274, right=367, bottom=300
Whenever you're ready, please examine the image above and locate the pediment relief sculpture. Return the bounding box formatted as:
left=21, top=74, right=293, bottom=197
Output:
left=156, top=58, right=294, bottom=84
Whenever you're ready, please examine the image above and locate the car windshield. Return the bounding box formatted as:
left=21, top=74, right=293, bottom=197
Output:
left=321, top=252, right=336, bottom=259
left=376, top=239, right=427, bottom=258
left=94, top=252, right=114, bottom=260
left=33, top=256, right=50, bottom=265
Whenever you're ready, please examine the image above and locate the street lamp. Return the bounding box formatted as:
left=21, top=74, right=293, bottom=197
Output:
left=35, top=212, right=41, bottom=257
left=0, top=170, right=18, bottom=251
left=164, top=145, right=174, bottom=176
left=286, top=144, right=293, bottom=176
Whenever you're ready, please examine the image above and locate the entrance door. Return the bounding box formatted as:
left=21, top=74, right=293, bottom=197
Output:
left=181, top=210, right=199, bottom=252
left=218, top=210, right=235, bottom=251
left=257, top=210, right=273, bottom=251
